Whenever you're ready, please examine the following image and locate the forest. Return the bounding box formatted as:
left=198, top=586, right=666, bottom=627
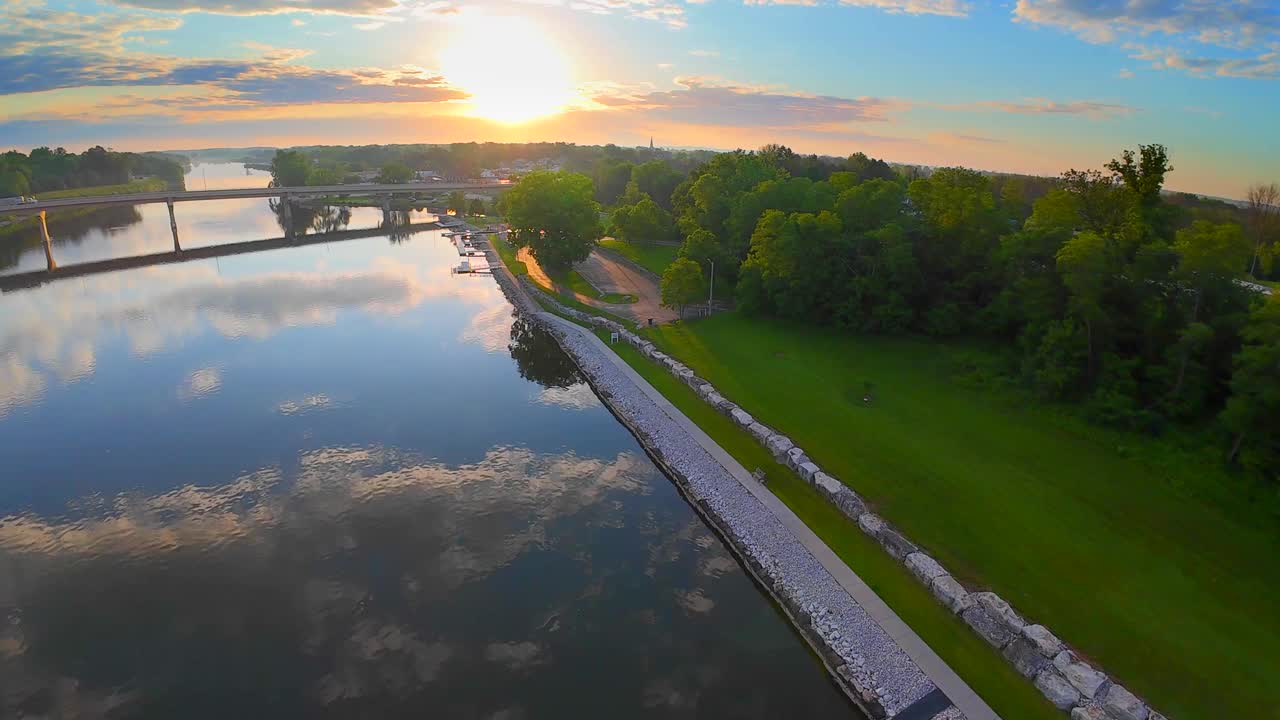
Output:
left=599, top=144, right=1280, bottom=487
left=0, top=146, right=187, bottom=195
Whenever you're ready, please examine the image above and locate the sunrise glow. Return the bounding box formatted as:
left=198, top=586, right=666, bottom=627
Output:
left=438, top=16, right=578, bottom=125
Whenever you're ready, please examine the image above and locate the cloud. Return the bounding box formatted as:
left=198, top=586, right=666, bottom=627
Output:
left=929, top=131, right=1005, bottom=145
left=946, top=98, right=1141, bottom=118
left=689, top=49, right=719, bottom=57
left=0, top=50, right=464, bottom=105
left=743, top=0, right=968, bottom=13
left=110, top=0, right=402, bottom=19
left=1131, top=44, right=1280, bottom=79
left=1117, top=68, right=1135, bottom=79
left=1014, top=0, right=1280, bottom=79
left=0, top=1, right=182, bottom=57
left=1014, top=0, right=1280, bottom=47
left=839, top=0, right=969, bottom=17
left=1184, top=105, right=1225, bottom=119
left=588, top=76, right=899, bottom=129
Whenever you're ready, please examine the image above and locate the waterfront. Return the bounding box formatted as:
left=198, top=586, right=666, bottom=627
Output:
left=0, top=164, right=857, bottom=718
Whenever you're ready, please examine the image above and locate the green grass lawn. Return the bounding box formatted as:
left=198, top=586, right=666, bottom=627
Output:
left=595, top=329, right=1062, bottom=720
left=642, top=314, right=1280, bottom=720
left=599, top=237, right=679, bottom=276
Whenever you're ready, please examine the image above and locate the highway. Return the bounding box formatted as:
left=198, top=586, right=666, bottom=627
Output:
left=6, top=181, right=512, bottom=215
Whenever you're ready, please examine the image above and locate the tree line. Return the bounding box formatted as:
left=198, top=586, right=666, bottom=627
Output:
left=503, top=144, right=1280, bottom=487
left=0, top=146, right=188, bottom=196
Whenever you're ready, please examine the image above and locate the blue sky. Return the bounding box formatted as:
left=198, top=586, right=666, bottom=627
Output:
left=1, top=0, right=1277, bottom=198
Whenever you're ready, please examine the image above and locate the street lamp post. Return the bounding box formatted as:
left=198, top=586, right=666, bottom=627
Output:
left=707, top=258, right=715, bottom=315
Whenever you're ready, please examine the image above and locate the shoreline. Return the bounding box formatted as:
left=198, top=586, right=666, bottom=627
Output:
left=483, top=236, right=983, bottom=720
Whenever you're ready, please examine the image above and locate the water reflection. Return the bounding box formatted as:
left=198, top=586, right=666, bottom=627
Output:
left=0, top=443, right=848, bottom=718
left=0, top=205, right=144, bottom=271
left=508, top=316, right=582, bottom=389
left=0, top=173, right=857, bottom=718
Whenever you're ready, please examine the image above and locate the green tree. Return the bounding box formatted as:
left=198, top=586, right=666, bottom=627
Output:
left=1222, top=294, right=1280, bottom=479
left=378, top=162, right=412, bottom=184
left=593, top=159, right=633, bottom=206
left=631, top=161, right=683, bottom=209
left=1245, top=182, right=1279, bottom=276
left=610, top=195, right=675, bottom=244
left=505, top=171, right=603, bottom=272
left=270, top=149, right=311, bottom=188
left=661, top=257, right=705, bottom=319
left=1056, top=231, right=1109, bottom=380
left=468, top=198, right=487, bottom=216
left=307, top=167, right=344, bottom=186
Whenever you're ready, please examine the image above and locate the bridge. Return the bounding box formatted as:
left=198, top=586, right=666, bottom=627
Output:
left=0, top=220, right=443, bottom=293
left=9, top=181, right=510, bottom=272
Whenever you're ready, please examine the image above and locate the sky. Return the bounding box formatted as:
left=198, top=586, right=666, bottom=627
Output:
left=1, top=0, right=1277, bottom=199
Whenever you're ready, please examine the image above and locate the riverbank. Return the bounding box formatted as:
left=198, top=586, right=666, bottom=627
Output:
left=485, top=239, right=998, bottom=720
left=0, top=179, right=169, bottom=238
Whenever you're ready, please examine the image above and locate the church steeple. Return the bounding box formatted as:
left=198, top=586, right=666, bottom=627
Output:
left=649, top=136, right=654, bottom=151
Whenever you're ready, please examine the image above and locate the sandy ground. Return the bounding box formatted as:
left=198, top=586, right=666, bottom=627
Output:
left=517, top=246, right=678, bottom=324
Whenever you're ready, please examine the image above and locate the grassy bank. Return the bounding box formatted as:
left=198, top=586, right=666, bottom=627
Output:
left=642, top=314, right=1279, bottom=719
left=491, top=233, right=636, bottom=328
left=593, top=328, right=1062, bottom=720
left=1, top=179, right=169, bottom=238
left=38, top=178, right=167, bottom=200
left=599, top=238, right=678, bottom=276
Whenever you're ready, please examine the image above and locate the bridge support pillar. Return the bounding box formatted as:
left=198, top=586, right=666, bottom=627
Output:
left=282, top=194, right=294, bottom=240
left=38, top=211, right=56, bottom=271
left=167, top=198, right=181, bottom=252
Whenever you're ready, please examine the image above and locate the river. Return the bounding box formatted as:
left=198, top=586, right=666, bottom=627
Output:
left=0, top=163, right=857, bottom=718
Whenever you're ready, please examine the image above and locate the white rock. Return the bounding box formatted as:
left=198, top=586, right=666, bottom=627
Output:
left=730, top=407, right=754, bottom=427
left=929, top=575, right=974, bottom=613
left=1034, top=667, right=1082, bottom=710
left=747, top=422, right=773, bottom=443
left=857, top=513, right=884, bottom=536
left=1070, top=704, right=1107, bottom=720
left=1100, top=684, right=1148, bottom=720
left=1053, top=651, right=1108, bottom=699
left=766, top=434, right=795, bottom=458
left=1022, top=624, right=1065, bottom=657
left=971, top=591, right=1026, bottom=633
left=905, top=553, right=948, bottom=584
left=797, top=461, right=820, bottom=483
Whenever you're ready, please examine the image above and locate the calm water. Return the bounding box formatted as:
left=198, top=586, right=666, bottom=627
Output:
left=0, top=164, right=856, bottom=718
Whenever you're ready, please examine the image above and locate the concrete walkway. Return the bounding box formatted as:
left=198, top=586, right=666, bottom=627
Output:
left=542, top=313, right=999, bottom=720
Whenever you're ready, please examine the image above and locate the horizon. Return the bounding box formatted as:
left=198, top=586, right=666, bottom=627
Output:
left=3, top=1, right=1279, bottom=199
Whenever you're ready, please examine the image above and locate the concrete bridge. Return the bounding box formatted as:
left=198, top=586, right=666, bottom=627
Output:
left=11, top=181, right=509, bottom=272
left=1, top=219, right=443, bottom=293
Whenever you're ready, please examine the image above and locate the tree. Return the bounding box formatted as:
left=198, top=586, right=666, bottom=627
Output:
left=661, top=257, right=705, bottom=318
left=593, top=159, right=633, bottom=205
left=631, top=161, right=683, bottom=209
left=610, top=195, right=676, bottom=244
left=468, top=198, right=487, bottom=216
left=307, top=167, right=343, bottom=186
left=446, top=190, right=467, bottom=215
left=1221, top=294, right=1280, bottom=479
left=378, top=162, right=412, bottom=184
left=1245, top=182, right=1280, bottom=276
left=1056, top=231, right=1109, bottom=379
left=505, top=171, right=603, bottom=272
left=270, top=149, right=311, bottom=188
left=843, top=152, right=896, bottom=184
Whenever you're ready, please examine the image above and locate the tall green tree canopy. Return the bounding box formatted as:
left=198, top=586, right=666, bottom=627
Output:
left=378, top=162, right=412, bottom=184
left=609, top=195, right=676, bottom=244
left=505, top=171, right=603, bottom=272
left=660, top=257, right=705, bottom=318
left=270, top=150, right=311, bottom=188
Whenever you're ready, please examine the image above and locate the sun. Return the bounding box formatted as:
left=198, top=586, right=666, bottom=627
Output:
left=438, top=16, right=577, bottom=124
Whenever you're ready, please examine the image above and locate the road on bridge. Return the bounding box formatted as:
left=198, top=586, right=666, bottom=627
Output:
left=8, top=181, right=513, bottom=215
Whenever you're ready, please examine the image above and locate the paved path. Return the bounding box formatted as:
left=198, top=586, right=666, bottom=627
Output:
left=542, top=313, right=999, bottom=720
left=516, top=246, right=677, bottom=325
left=575, top=249, right=678, bottom=324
